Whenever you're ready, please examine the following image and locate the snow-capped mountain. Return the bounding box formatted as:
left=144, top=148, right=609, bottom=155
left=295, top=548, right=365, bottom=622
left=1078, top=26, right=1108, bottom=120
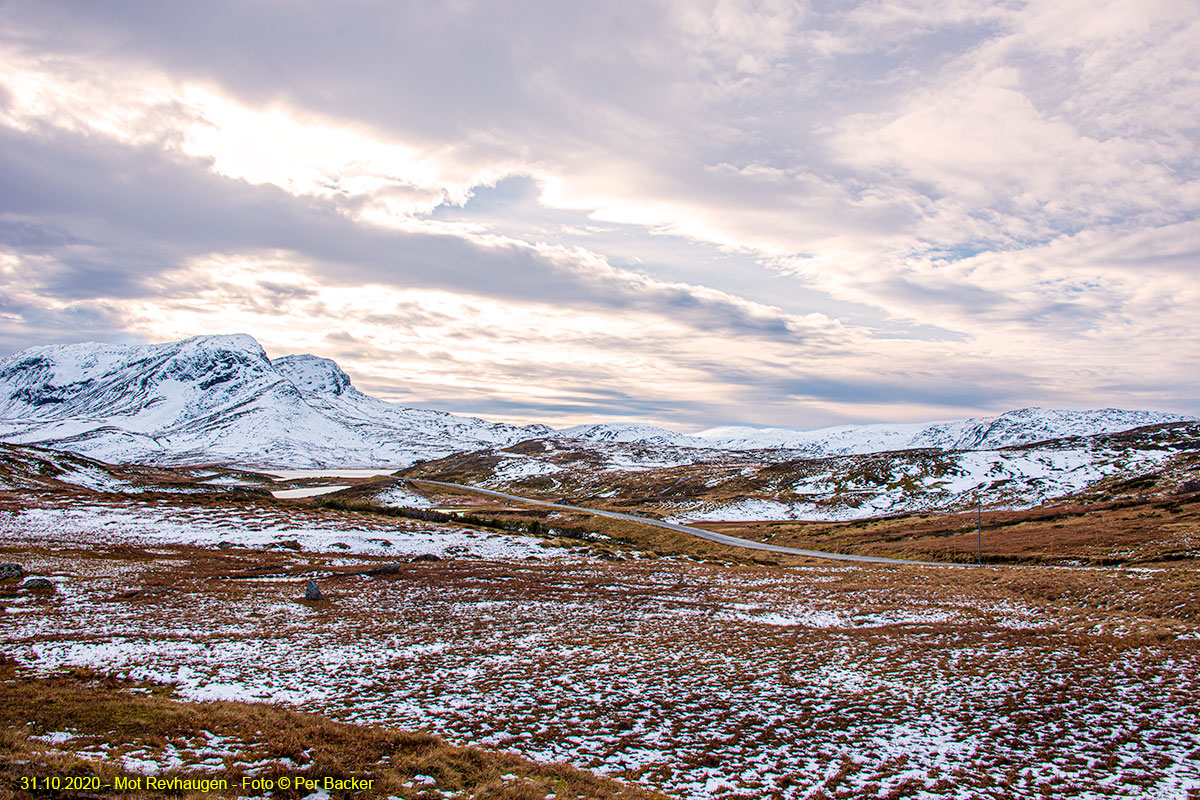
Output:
left=559, top=422, right=708, bottom=448
left=696, top=407, right=1194, bottom=455
left=0, top=334, right=548, bottom=468
left=0, top=333, right=1192, bottom=470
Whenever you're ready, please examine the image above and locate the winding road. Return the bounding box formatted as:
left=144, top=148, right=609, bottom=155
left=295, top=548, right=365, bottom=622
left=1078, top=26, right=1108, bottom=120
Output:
left=411, top=479, right=952, bottom=566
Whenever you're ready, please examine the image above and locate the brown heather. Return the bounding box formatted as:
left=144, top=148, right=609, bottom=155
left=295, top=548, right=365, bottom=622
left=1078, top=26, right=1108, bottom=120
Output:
left=1, top=444, right=1199, bottom=798
left=0, top=657, right=668, bottom=800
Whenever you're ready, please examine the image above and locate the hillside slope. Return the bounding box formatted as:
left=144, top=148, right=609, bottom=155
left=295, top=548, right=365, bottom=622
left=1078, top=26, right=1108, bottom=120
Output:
left=404, top=422, right=1200, bottom=521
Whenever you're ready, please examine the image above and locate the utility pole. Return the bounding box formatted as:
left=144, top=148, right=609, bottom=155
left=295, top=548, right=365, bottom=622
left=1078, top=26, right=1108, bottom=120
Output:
left=976, top=493, right=982, bottom=566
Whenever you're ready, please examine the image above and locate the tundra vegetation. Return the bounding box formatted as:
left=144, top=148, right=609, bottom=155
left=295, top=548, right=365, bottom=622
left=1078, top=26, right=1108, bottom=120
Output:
left=1, top=443, right=1198, bottom=798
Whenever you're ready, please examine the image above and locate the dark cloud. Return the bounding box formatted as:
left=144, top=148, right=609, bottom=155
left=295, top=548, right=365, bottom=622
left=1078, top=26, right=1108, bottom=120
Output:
left=0, top=1, right=679, bottom=148
left=0, top=218, right=85, bottom=250
left=386, top=389, right=691, bottom=425
left=772, top=375, right=1022, bottom=410
left=0, top=296, right=134, bottom=355
left=0, top=123, right=811, bottom=341
left=686, top=357, right=1042, bottom=417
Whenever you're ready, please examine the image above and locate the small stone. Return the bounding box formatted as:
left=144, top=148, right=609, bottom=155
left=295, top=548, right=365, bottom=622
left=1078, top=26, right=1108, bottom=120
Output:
left=304, top=579, right=323, bottom=601
left=0, top=563, right=23, bottom=580
left=411, top=553, right=441, bottom=563
left=22, top=577, right=54, bottom=593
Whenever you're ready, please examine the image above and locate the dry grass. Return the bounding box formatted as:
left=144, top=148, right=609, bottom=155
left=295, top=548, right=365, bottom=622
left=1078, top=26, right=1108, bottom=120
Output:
left=391, top=479, right=1200, bottom=568
left=697, top=492, right=1200, bottom=566
left=398, top=437, right=1200, bottom=567
left=0, top=658, right=669, bottom=800
left=7, top=440, right=1197, bottom=568
left=318, top=480, right=810, bottom=567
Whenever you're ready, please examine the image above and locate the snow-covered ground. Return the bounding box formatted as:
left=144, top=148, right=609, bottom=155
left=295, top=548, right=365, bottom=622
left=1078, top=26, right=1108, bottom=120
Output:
left=673, top=443, right=1180, bottom=522
left=269, top=486, right=351, bottom=499
left=1, top=502, right=563, bottom=561
left=372, top=484, right=435, bottom=508
left=439, top=431, right=1189, bottom=524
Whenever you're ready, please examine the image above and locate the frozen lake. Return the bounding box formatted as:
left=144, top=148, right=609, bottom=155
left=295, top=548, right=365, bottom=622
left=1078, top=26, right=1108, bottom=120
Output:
left=270, top=485, right=351, bottom=499
left=260, top=469, right=399, bottom=481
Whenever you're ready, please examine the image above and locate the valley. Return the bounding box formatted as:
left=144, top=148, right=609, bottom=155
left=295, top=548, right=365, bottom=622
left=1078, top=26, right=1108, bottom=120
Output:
left=2, top=444, right=1200, bottom=798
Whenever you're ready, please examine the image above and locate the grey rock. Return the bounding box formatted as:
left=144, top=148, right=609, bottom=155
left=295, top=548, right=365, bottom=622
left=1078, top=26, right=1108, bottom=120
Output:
left=22, top=577, right=54, bottom=592
left=411, top=553, right=441, bottom=563
left=0, top=563, right=23, bottom=579
left=304, top=579, right=323, bottom=601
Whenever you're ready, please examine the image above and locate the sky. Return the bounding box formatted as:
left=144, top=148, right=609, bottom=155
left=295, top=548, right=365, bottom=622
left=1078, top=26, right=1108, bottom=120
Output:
left=0, top=0, right=1197, bottom=431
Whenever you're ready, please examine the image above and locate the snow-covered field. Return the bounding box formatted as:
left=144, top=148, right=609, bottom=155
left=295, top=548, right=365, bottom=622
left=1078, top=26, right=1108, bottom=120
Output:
left=4, top=499, right=1199, bottom=799
left=1, top=501, right=562, bottom=561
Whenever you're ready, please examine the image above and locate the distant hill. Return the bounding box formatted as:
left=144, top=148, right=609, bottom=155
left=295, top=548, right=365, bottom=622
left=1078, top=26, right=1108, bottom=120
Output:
left=693, top=406, right=1194, bottom=455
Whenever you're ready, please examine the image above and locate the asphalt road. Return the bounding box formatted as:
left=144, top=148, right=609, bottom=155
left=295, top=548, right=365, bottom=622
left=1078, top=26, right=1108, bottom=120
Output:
left=411, top=478, right=950, bottom=566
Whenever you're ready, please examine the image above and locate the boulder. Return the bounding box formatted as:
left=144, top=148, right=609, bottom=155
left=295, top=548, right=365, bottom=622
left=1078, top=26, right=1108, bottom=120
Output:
left=22, top=577, right=54, bottom=593
left=0, top=564, right=23, bottom=580
left=304, top=579, right=323, bottom=601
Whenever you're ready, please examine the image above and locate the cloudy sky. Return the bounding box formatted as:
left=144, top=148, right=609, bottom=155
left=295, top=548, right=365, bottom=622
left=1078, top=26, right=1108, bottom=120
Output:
left=1, top=1, right=1197, bottom=431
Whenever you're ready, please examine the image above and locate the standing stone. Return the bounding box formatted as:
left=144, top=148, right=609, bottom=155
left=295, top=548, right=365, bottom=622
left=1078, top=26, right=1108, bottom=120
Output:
left=304, top=579, right=324, bottom=601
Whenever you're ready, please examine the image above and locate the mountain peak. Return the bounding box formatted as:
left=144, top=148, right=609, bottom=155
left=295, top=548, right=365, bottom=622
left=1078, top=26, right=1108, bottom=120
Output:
left=175, top=333, right=268, bottom=360
left=274, top=354, right=352, bottom=396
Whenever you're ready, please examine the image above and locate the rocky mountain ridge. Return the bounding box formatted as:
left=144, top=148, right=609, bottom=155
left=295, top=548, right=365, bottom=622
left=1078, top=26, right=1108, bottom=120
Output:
left=0, top=334, right=1192, bottom=469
